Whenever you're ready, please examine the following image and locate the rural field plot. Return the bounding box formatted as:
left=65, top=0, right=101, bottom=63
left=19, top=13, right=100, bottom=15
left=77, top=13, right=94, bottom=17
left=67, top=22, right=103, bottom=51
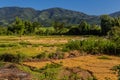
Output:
left=0, top=1, right=120, bottom=80
left=24, top=55, right=120, bottom=80
left=0, top=36, right=119, bottom=80
left=0, top=36, right=77, bottom=56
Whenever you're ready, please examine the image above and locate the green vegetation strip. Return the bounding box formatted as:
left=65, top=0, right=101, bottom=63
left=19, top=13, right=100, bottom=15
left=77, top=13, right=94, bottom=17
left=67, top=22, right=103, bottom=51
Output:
left=63, top=38, right=120, bottom=55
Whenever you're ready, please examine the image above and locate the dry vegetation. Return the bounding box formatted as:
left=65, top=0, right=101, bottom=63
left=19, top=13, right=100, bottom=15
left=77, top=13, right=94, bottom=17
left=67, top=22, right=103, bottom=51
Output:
left=24, top=55, right=119, bottom=80
left=0, top=36, right=119, bottom=80
left=0, top=36, right=83, bottom=55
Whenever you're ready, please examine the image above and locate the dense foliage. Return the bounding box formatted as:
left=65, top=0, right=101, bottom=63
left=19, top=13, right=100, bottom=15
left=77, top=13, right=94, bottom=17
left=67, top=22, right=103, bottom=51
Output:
left=63, top=38, right=119, bottom=55
left=0, top=14, right=120, bottom=36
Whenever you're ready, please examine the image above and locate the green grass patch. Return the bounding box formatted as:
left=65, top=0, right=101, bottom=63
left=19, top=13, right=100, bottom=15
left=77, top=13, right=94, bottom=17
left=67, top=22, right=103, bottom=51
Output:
left=19, top=41, right=32, bottom=47
left=17, top=64, right=42, bottom=80
left=97, top=55, right=112, bottom=60
left=0, top=43, right=20, bottom=47
left=18, top=62, right=63, bottom=80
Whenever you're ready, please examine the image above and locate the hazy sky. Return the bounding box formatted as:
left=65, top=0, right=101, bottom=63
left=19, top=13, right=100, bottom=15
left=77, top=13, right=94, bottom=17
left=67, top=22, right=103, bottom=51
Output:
left=0, top=0, right=120, bottom=15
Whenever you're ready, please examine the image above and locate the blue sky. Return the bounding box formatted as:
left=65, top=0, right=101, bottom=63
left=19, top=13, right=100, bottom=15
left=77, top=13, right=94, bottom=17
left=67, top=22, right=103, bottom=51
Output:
left=0, top=0, right=120, bottom=15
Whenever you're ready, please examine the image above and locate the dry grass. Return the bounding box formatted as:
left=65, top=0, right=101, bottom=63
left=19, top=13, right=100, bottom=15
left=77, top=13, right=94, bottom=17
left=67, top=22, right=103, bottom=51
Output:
left=0, top=36, right=119, bottom=80
left=0, top=35, right=83, bottom=44
left=24, top=55, right=119, bottom=80
left=0, top=36, right=83, bottom=56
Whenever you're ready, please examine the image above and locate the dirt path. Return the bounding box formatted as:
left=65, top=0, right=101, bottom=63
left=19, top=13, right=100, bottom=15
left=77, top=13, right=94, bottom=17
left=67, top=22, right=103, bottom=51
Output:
left=23, top=55, right=120, bottom=80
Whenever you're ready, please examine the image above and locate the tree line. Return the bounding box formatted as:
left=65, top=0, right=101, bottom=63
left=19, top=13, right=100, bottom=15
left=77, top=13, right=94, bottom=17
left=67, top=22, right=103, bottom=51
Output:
left=0, top=15, right=120, bottom=38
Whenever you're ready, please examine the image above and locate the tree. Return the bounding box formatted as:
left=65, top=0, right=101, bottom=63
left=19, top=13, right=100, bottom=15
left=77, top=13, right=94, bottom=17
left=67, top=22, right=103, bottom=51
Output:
left=9, top=17, right=25, bottom=36
left=113, top=17, right=120, bottom=27
left=0, top=26, right=7, bottom=35
left=67, top=27, right=80, bottom=35
left=100, top=15, right=114, bottom=35
left=108, top=26, right=120, bottom=41
left=90, top=24, right=101, bottom=35
left=108, top=26, right=120, bottom=54
left=78, top=20, right=90, bottom=34
left=53, top=21, right=64, bottom=33
left=24, top=20, right=32, bottom=34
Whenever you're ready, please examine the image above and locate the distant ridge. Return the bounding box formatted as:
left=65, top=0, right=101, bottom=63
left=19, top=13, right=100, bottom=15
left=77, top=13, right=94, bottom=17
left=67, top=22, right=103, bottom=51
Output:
left=0, top=7, right=119, bottom=26
left=110, top=11, right=120, bottom=17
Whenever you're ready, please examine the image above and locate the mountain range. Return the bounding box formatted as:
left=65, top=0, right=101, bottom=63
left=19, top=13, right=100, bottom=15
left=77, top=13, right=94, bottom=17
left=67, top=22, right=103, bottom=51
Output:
left=0, top=7, right=119, bottom=26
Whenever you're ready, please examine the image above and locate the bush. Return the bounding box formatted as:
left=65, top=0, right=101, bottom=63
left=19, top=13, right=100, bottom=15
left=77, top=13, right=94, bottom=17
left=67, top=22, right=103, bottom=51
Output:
left=33, top=52, right=47, bottom=59
left=35, top=62, right=62, bottom=80
left=48, top=52, right=64, bottom=59
left=0, top=53, right=27, bottom=63
left=40, top=62, right=63, bottom=70
left=63, top=38, right=117, bottom=55
left=33, top=52, right=64, bottom=60
left=16, top=53, right=27, bottom=62
left=112, top=65, right=120, bottom=80
left=0, top=53, right=17, bottom=62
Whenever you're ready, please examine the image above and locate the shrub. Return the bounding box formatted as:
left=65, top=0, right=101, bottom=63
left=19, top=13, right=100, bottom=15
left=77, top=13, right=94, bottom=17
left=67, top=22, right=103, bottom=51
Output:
left=16, top=53, right=27, bottom=62
left=48, top=52, right=64, bottom=59
left=40, top=62, right=63, bottom=70
left=33, top=52, right=47, bottom=59
left=65, top=40, right=81, bottom=50
left=0, top=53, right=16, bottom=62
left=112, top=65, right=120, bottom=80
left=63, top=38, right=117, bottom=55
left=0, top=53, right=27, bottom=63
left=36, top=62, right=62, bottom=80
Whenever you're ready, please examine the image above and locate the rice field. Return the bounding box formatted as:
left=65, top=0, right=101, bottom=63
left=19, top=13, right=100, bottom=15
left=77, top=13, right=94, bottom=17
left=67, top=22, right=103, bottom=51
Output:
left=0, top=35, right=119, bottom=80
left=24, top=55, right=119, bottom=80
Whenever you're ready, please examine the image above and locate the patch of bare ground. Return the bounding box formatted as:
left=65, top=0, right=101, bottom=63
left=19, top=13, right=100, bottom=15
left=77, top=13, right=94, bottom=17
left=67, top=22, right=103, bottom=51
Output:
left=0, top=63, right=32, bottom=80
left=24, top=55, right=120, bottom=80
left=26, top=39, right=68, bottom=45
left=58, top=67, right=95, bottom=80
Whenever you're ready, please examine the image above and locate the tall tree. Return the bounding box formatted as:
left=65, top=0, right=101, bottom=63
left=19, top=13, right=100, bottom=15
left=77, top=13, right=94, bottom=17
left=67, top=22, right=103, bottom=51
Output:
left=53, top=21, right=64, bottom=33
left=10, top=17, right=25, bottom=36
left=24, top=20, right=32, bottom=34
left=108, top=26, right=120, bottom=41
left=100, top=15, right=114, bottom=35
left=113, top=17, right=120, bottom=27
left=78, top=20, right=90, bottom=34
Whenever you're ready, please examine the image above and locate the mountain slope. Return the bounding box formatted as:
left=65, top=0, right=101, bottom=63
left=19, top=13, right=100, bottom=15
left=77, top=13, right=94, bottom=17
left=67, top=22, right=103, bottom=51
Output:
left=110, top=11, right=120, bottom=17
left=36, top=7, right=99, bottom=26
left=0, top=7, right=38, bottom=25
left=0, top=7, right=100, bottom=26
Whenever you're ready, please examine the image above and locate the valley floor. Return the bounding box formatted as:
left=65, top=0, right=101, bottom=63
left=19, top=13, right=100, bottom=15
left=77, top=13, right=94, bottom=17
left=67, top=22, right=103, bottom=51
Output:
left=24, top=55, right=119, bottom=80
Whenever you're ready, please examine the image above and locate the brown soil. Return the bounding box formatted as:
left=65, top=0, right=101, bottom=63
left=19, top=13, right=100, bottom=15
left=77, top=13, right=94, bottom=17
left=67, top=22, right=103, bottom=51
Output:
left=0, top=63, right=32, bottom=80
left=58, top=67, right=95, bottom=80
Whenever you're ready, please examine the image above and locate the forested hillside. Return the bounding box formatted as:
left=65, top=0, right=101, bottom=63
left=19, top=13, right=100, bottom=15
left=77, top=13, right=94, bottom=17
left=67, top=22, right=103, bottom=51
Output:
left=0, top=7, right=99, bottom=26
